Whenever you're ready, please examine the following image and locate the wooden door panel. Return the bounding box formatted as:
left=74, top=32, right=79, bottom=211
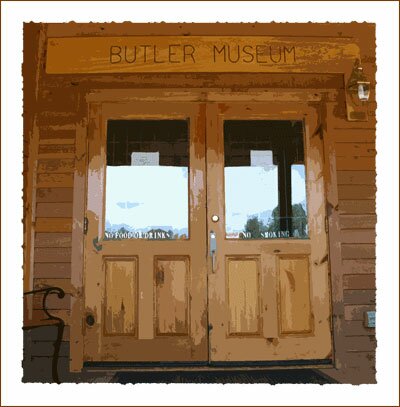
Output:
left=207, top=103, right=332, bottom=362
left=104, top=257, right=138, bottom=336
left=155, top=256, right=189, bottom=336
left=278, top=256, right=312, bottom=335
left=227, top=256, right=261, bottom=336
left=84, top=102, right=208, bottom=362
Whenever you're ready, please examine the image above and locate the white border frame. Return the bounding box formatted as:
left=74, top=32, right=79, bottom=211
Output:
left=2, top=2, right=399, bottom=406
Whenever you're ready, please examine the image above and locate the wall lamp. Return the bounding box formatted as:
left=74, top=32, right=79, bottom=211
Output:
left=347, top=59, right=371, bottom=102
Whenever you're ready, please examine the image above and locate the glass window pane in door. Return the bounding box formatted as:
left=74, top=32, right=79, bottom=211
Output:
left=105, top=120, right=189, bottom=240
left=291, top=164, right=308, bottom=238
left=224, top=120, right=308, bottom=239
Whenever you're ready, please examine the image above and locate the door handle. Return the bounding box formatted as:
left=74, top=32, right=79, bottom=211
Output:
left=210, top=231, right=217, bottom=273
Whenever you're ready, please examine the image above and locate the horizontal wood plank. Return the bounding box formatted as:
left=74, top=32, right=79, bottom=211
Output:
left=36, top=203, right=73, bottom=218
left=37, top=111, right=78, bottom=127
left=44, top=73, right=344, bottom=92
left=25, top=325, right=70, bottom=341
left=344, top=304, right=375, bottom=321
left=34, top=247, right=72, bottom=263
left=40, top=126, right=75, bottom=140
left=343, top=289, right=375, bottom=305
left=44, top=22, right=376, bottom=39
left=343, top=321, right=375, bottom=336
left=37, top=159, right=75, bottom=174
left=34, top=278, right=74, bottom=295
left=332, top=129, right=375, bottom=143
left=34, top=262, right=71, bottom=278
left=341, top=244, right=375, bottom=260
left=36, top=188, right=73, bottom=203
left=46, top=35, right=361, bottom=74
left=338, top=185, right=376, bottom=200
left=28, top=341, right=69, bottom=357
left=39, top=138, right=75, bottom=145
left=337, top=171, right=376, bottom=185
left=338, top=200, right=375, bottom=215
left=336, top=156, right=375, bottom=171
left=341, top=259, right=375, bottom=275
left=37, top=173, right=74, bottom=188
left=35, top=233, right=72, bottom=248
left=335, top=142, right=375, bottom=157
left=38, top=144, right=75, bottom=155
left=344, top=336, right=376, bottom=352
left=37, top=152, right=75, bottom=160
left=343, top=274, right=375, bottom=290
left=33, top=293, right=71, bottom=310
left=330, top=112, right=376, bottom=130
left=39, top=88, right=79, bottom=111
left=35, top=218, right=72, bottom=233
left=24, top=356, right=72, bottom=383
left=338, top=229, right=375, bottom=244
left=343, top=352, right=376, bottom=372
left=339, top=214, right=376, bottom=230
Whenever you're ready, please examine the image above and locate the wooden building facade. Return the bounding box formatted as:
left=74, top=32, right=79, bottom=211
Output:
left=23, top=23, right=376, bottom=383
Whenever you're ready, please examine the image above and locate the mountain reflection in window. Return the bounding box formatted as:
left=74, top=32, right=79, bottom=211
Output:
left=105, top=120, right=189, bottom=240
left=224, top=120, right=308, bottom=239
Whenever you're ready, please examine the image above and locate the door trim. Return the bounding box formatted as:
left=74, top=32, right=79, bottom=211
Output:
left=85, top=88, right=337, bottom=103
left=70, top=118, right=88, bottom=371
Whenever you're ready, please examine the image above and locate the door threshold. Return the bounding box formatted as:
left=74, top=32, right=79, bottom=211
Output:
left=84, top=359, right=333, bottom=372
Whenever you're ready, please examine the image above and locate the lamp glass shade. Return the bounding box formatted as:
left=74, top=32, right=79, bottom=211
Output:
left=357, top=82, right=370, bottom=101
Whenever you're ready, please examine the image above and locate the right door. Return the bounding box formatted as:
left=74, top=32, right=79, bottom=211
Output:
left=207, top=103, right=332, bottom=362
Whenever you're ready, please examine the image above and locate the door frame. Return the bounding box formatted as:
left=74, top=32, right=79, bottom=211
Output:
left=70, top=88, right=336, bottom=371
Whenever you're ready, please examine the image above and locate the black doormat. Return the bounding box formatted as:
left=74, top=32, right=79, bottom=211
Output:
left=113, top=369, right=336, bottom=384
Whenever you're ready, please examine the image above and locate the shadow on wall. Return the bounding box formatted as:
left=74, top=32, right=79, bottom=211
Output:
left=23, top=327, right=336, bottom=384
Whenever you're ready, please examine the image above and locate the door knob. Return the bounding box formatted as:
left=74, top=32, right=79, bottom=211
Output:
left=211, top=215, right=219, bottom=222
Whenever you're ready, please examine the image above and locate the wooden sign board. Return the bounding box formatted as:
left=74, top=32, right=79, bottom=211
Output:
left=46, top=36, right=360, bottom=74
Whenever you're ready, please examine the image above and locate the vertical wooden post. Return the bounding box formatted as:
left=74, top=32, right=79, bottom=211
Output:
left=323, top=102, right=345, bottom=370
left=70, top=116, right=88, bottom=372
left=23, top=23, right=47, bottom=295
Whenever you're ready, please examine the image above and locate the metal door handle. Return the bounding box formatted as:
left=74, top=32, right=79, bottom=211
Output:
left=210, top=231, right=217, bottom=273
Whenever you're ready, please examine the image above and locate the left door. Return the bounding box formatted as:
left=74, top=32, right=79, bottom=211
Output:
left=83, top=102, right=208, bottom=362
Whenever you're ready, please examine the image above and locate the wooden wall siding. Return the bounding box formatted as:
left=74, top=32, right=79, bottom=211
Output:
left=330, top=121, right=376, bottom=382
left=32, top=277, right=73, bottom=334
left=30, top=86, right=79, bottom=357
left=24, top=23, right=90, bottom=373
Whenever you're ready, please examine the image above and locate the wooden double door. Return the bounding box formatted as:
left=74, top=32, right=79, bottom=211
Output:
left=83, top=100, right=332, bottom=364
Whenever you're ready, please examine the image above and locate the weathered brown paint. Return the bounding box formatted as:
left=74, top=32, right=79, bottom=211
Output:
left=46, top=35, right=360, bottom=74
left=23, top=22, right=376, bottom=384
